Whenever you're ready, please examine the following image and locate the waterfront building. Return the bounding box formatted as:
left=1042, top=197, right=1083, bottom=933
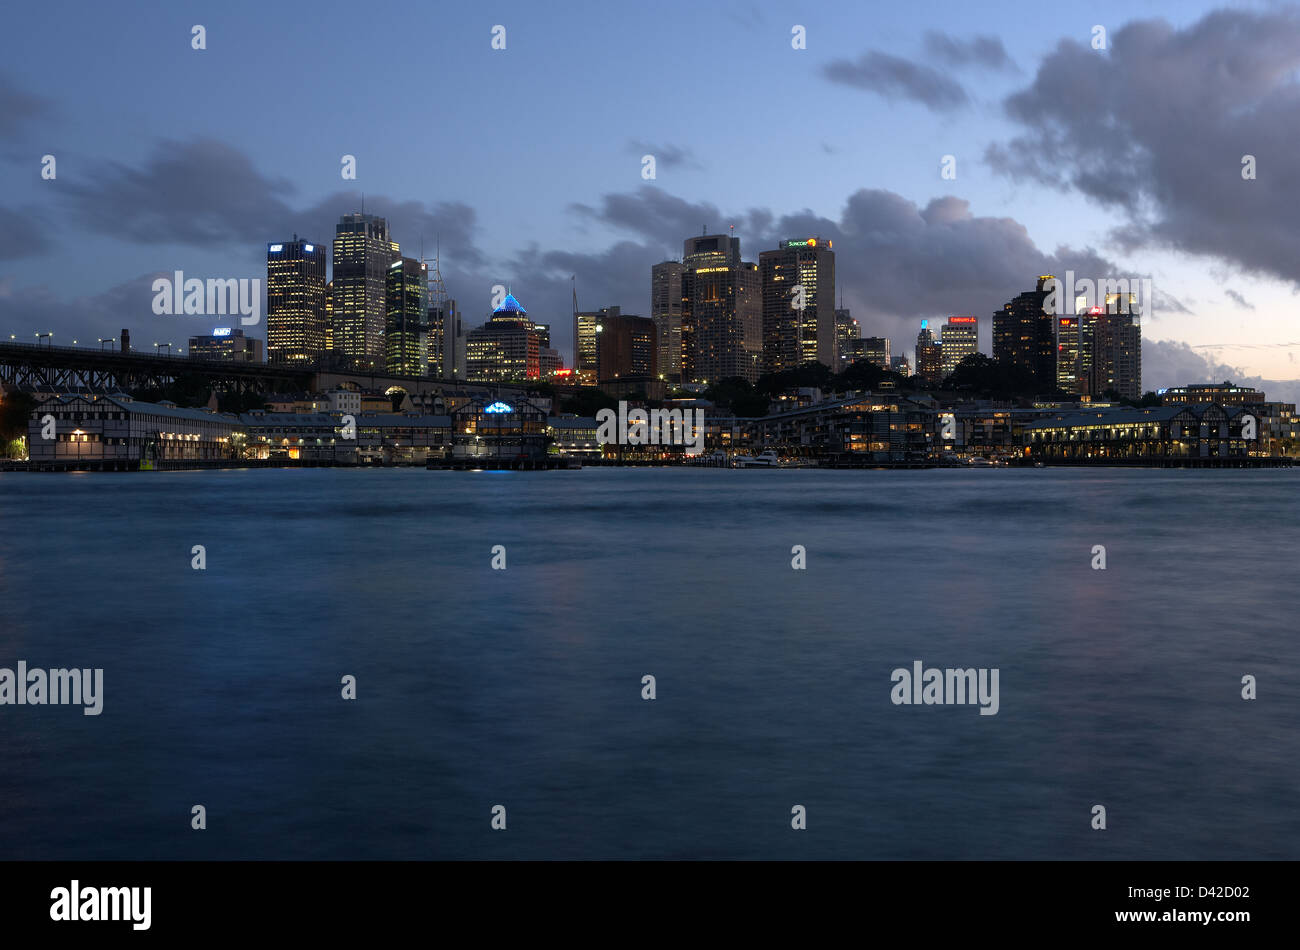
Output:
left=1024, top=404, right=1258, bottom=462
left=452, top=395, right=549, bottom=460
left=27, top=394, right=242, bottom=468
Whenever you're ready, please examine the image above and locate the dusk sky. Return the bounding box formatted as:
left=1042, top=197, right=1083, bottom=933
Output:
left=4, top=0, right=1300, bottom=398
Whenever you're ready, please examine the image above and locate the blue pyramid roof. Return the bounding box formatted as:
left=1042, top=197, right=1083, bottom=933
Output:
left=493, top=293, right=527, bottom=315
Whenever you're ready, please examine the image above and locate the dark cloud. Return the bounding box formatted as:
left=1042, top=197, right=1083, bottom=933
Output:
left=60, top=139, right=298, bottom=247
left=922, top=32, right=1014, bottom=70
left=1224, top=288, right=1254, bottom=310
left=823, top=51, right=968, bottom=111
left=625, top=140, right=702, bottom=171
left=985, top=9, right=1300, bottom=286
left=0, top=73, right=52, bottom=137
left=50, top=139, right=486, bottom=271
left=566, top=185, right=1124, bottom=355
left=0, top=206, right=52, bottom=260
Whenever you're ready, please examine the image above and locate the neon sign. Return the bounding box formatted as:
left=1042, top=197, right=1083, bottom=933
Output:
left=484, top=402, right=514, bottom=413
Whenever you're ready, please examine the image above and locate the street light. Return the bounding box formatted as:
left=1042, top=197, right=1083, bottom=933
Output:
left=98, top=338, right=116, bottom=352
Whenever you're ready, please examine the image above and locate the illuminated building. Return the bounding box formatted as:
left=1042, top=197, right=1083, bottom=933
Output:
left=834, top=308, right=859, bottom=371
left=759, top=237, right=836, bottom=374
left=596, top=312, right=657, bottom=380
left=651, top=261, right=685, bottom=382
left=27, top=394, right=242, bottom=469
left=940, top=316, right=978, bottom=379
left=1089, top=295, right=1142, bottom=400
left=452, top=396, right=549, bottom=460
left=1025, top=404, right=1260, bottom=463
left=425, top=252, right=462, bottom=379
left=466, top=293, right=542, bottom=381
left=681, top=234, right=761, bottom=384
left=188, top=327, right=263, bottom=363
left=1162, top=384, right=1264, bottom=406
left=573, top=308, right=608, bottom=378
left=266, top=237, right=327, bottom=364
left=862, top=337, right=892, bottom=369
left=915, top=321, right=942, bottom=385
left=385, top=257, right=428, bottom=375
left=332, top=213, right=400, bottom=370
left=993, top=277, right=1057, bottom=390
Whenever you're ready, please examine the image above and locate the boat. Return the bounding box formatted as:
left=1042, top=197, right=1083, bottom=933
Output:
left=966, top=456, right=993, bottom=467
left=735, top=450, right=781, bottom=468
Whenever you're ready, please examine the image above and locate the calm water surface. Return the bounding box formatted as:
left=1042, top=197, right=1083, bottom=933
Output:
left=0, top=467, right=1296, bottom=859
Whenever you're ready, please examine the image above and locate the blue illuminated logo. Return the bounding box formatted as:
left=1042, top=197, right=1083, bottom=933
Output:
left=304, top=244, right=314, bottom=253
left=484, top=401, right=514, bottom=414
left=269, top=244, right=283, bottom=252
left=212, top=327, right=233, bottom=337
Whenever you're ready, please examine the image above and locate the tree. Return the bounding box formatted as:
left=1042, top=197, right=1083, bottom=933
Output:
left=940, top=353, right=1037, bottom=396
left=0, top=389, right=38, bottom=456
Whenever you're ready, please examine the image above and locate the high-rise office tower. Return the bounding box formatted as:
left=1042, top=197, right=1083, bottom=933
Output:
left=332, top=213, right=400, bottom=370
left=266, top=236, right=327, bottom=364
left=596, top=313, right=657, bottom=380
left=324, top=281, right=334, bottom=355
left=1082, top=295, right=1142, bottom=399
left=834, top=307, right=859, bottom=371
left=466, top=293, right=542, bottom=381
left=994, top=277, right=1057, bottom=390
left=575, top=306, right=621, bottom=380
left=424, top=252, right=462, bottom=379
left=385, top=257, right=428, bottom=375
left=862, top=337, right=891, bottom=369
left=759, top=238, right=836, bottom=375
left=916, top=321, right=943, bottom=385
left=651, top=261, right=685, bottom=382
left=1055, top=313, right=1088, bottom=393
left=940, top=316, right=979, bottom=379
left=681, top=234, right=761, bottom=384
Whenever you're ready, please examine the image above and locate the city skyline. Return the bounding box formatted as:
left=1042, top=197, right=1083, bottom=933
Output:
left=5, top=2, right=1300, bottom=403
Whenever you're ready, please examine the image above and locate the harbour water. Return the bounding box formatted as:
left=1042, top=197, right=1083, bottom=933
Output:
left=0, top=467, right=1296, bottom=859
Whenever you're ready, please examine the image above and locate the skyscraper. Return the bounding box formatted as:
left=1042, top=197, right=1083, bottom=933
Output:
left=425, top=251, right=462, bottom=379
left=993, top=277, right=1057, bottom=390
left=332, top=213, right=400, bottom=370
left=862, top=337, right=891, bottom=369
left=596, top=313, right=657, bottom=380
left=266, top=237, right=327, bottom=364
left=915, top=321, right=942, bottom=385
left=385, top=257, right=428, bottom=375
left=940, top=316, right=978, bottom=379
left=759, top=238, right=836, bottom=375
left=573, top=308, right=605, bottom=380
left=650, top=261, right=684, bottom=382
left=1083, top=295, right=1142, bottom=399
left=681, top=234, right=761, bottom=384
left=834, top=308, right=859, bottom=371
left=466, top=293, right=542, bottom=381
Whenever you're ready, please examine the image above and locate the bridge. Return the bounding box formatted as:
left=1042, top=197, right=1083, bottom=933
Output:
left=0, top=341, right=472, bottom=397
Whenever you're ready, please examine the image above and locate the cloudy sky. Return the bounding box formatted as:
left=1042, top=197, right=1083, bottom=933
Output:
left=3, top=0, right=1299, bottom=398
